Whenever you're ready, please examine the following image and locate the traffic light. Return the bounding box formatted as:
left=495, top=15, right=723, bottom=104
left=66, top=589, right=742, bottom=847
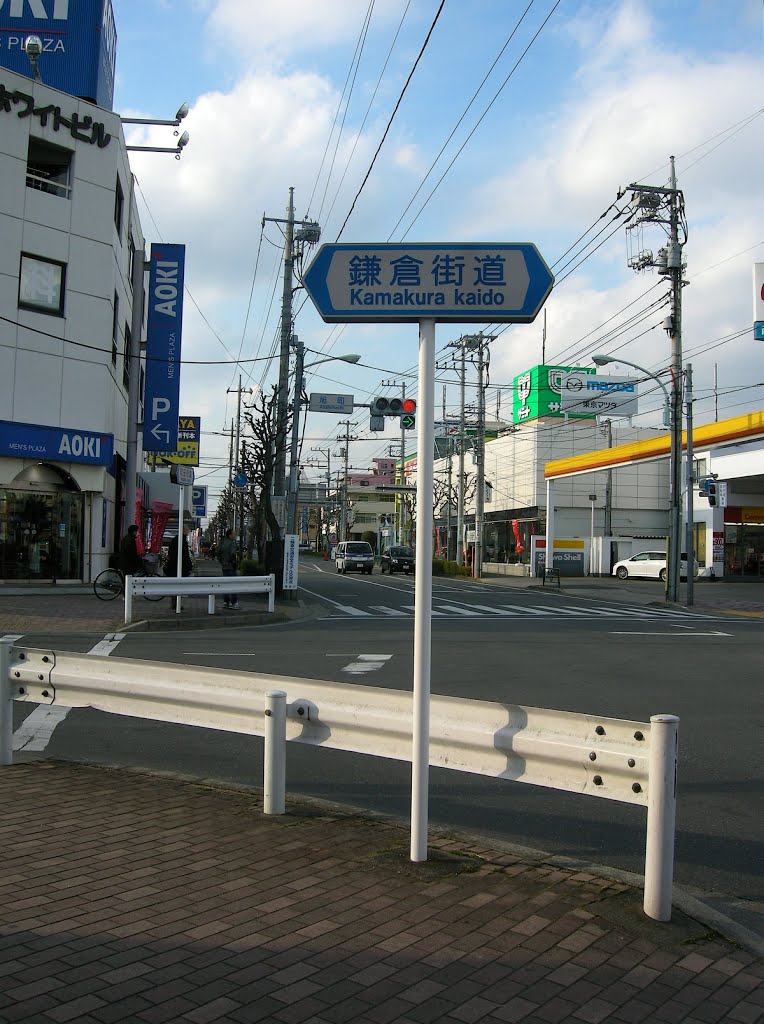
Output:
left=707, top=481, right=717, bottom=507
left=373, top=397, right=404, bottom=416
left=372, top=396, right=417, bottom=417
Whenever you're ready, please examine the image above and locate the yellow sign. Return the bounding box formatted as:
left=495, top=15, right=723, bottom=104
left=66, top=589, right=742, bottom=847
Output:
left=148, top=442, right=199, bottom=467
left=741, top=507, right=764, bottom=524
left=147, top=416, right=200, bottom=467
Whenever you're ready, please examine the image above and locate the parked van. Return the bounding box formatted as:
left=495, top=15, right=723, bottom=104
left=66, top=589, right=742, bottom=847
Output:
left=335, top=540, right=374, bottom=575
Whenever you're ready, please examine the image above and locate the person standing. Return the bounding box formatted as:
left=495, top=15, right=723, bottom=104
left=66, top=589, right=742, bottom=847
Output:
left=118, top=525, right=143, bottom=576
left=218, top=528, right=239, bottom=609
left=167, top=527, right=193, bottom=605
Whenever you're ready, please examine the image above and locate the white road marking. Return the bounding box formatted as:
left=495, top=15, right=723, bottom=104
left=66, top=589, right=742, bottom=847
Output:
left=12, top=633, right=125, bottom=752
left=370, top=606, right=408, bottom=617
left=341, top=654, right=392, bottom=675
left=434, top=604, right=483, bottom=617
left=402, top=605, right=445, bottom=616
left=610, top=630, right=733, bottom=637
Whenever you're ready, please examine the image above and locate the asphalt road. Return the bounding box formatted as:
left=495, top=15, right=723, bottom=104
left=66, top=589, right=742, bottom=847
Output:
left=10, top=562, right=763, bottom=937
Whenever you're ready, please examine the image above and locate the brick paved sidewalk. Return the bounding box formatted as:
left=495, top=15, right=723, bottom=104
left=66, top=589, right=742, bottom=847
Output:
left=1, top=762, right=760, bottom=1024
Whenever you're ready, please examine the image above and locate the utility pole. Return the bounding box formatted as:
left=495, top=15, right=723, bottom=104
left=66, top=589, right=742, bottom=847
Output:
left=444, top=340, right=469, bottom=565
left=602, top=418, right=613, bottom=539
left=336, top=421, right=357, bottom=543
left=470, top=335, right=492, bottom=578
left=626, top=156, right=686, bottom=603
left=685, top=363, right=695, bottom=607
left=310, top=447, right=332, bottom=551
left=262, top=190, right=320, bottom=499
left=227, top=377, right=252, bottom=538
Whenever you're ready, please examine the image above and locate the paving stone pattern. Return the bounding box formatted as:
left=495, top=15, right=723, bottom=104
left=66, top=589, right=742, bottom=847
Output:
left=0, top=762, right=761, bottom=1023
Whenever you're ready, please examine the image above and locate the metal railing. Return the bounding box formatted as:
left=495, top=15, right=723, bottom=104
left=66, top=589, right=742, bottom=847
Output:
left=124, top=573, right=275, bottom=624
left=0, top=641, right=678, bottom=921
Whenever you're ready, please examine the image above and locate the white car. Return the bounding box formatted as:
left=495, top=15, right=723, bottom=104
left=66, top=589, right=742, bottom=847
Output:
left=612, top=550, right=697, bottom=582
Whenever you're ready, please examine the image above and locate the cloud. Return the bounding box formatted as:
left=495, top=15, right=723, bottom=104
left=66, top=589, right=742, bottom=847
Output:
left=205, top=0, right=406, bottom=66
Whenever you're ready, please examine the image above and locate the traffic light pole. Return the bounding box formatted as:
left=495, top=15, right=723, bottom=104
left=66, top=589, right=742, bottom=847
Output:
left=411, top=318, right=435, bottom=864
left=684, top=363, right=694, bottom=607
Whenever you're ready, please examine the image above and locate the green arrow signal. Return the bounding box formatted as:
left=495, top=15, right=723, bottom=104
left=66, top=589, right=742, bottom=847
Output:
left=401, top=414, right=416, bottom=430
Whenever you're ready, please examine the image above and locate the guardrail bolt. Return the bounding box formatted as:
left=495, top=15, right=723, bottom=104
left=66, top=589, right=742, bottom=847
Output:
left=41, top=690, right=49, bottom=698
left=13, top=671, right=20, bottom=678
left=593, top=776, right=603, bottom=786
left=634, top=730, right=644, bottom=741
left=632, top=783, right=642, bottom=793
left=589, top=752, right=597, bottom=761
left=18, top=687, right=24, bottom=695
left=297, top=707, right=305, bottom=717
left=18, top=653, right=25, bottom=661
left=264, top=710, right=272, bottom=717
left=42, top=656, right=50, bottom=663
left=38, top=675, right=44, bottom=681
left=595, top=726, right=605, bottom=736
left=628, top=758, right=636, bottom=767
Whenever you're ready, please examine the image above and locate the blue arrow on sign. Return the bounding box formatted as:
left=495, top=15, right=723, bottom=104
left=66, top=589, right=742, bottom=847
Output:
left=303, top=243, right=553, bottom=324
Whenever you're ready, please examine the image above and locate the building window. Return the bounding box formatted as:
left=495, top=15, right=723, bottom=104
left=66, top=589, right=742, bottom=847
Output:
left=111, top=291, right=119, bottom=366
left=123, top=323, right=131, bottom=390
left=18, top=253, right=66, bottom=316
left=26, top=138, right=73, bottom=199
left=114, top=176, right=124, bottom=235
left=127, top=235, right=136, bottom=288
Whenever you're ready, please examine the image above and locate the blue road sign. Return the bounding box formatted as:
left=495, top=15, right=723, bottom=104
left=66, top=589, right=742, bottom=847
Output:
left=755, top=322, right=764, bottom=341
left=234, top=472, right=248, bottom=490
left=303, top=243, right=554, bottom=324
left=192, top=485, right=207, bottom=517
left=143, top=244, right=186, bottom=452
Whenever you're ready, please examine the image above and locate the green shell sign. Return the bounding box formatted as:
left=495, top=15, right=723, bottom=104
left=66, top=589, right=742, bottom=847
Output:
left=511, top=364, right=596, bottom=424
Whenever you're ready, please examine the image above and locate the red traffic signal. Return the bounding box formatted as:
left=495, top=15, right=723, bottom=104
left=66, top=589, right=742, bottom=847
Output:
left=402, top=398, right=416, bottom=414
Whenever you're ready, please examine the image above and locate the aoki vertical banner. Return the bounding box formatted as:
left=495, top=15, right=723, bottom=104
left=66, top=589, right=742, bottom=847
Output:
left=143, top=244, right=186, bottom=452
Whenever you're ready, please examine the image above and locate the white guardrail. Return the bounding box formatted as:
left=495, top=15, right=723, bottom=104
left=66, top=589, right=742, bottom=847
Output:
left=0, top=642, right=678, bottom=921
left=124, top=573, right=276, bottom=624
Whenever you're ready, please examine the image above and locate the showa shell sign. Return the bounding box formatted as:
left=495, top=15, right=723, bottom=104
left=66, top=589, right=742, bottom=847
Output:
left=303, top=243, right=554, bottom=324
left=754, top=263, right=764, bottom=341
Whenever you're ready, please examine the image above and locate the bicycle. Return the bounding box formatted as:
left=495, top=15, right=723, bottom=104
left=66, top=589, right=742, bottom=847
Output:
left=93, top=557, right=164, bottom=601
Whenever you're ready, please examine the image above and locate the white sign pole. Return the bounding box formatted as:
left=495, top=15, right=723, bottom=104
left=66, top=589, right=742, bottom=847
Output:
left=176, top=484, right=184, bottom=613
left=411, top=318, right=435, bottom=862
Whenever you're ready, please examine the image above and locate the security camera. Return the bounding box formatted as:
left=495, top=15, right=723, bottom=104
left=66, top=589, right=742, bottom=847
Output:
left=175, top=102, right=189, bottom=121
left=25, top=35, right=42, bottom=58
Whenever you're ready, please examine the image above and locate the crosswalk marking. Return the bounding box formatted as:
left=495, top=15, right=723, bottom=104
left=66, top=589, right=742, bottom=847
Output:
left=433, top=604, right=483, bottom=616
left=342, top=654, right=392, bottom=675
left=323, top=601, right=713, bottom=621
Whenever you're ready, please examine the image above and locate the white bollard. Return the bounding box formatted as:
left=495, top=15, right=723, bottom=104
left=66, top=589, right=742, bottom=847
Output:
left=124, top=575, right=133, bottom=625
left=264, top=690, right=287, bottom=815
left=0, top=639, right=14, bottom=766
left=268, top=575, right=275, bottom=613
left=644, top=714, right=679, bottom=921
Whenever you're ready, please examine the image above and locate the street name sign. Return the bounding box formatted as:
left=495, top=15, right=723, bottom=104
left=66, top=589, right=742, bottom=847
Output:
left=308, top=393, right=354, bottom=413
left=303, top=243, right=554, bottom=324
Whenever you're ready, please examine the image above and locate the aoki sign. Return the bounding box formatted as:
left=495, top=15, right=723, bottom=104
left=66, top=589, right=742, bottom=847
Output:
left=0, top=419, right=114, bottom=465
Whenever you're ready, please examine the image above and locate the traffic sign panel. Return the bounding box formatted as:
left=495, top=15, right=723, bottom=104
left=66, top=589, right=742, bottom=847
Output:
left=401, top=414, right=416, bottom=430
left=303, top=243, right=554, bottom=324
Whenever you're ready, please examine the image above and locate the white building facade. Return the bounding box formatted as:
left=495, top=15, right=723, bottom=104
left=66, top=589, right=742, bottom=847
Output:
left=0, top=67, right=144, bottom=580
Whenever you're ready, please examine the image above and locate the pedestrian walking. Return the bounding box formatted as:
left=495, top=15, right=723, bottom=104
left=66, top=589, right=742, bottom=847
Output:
left=167, top=527, right=193, bottom=605
left=218, top=529, right=239, bottom=609
left=118, top=525, right=143, bottom=576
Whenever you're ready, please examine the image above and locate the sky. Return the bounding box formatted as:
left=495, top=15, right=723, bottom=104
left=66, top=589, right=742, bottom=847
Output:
left=111, top=0, right=764, bottom=514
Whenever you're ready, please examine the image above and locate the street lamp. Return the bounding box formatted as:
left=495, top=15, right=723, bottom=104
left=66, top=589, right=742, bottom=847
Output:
left=592, top=353, right=682, bottom=603
left=286, top=342, right=360, bottom=538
